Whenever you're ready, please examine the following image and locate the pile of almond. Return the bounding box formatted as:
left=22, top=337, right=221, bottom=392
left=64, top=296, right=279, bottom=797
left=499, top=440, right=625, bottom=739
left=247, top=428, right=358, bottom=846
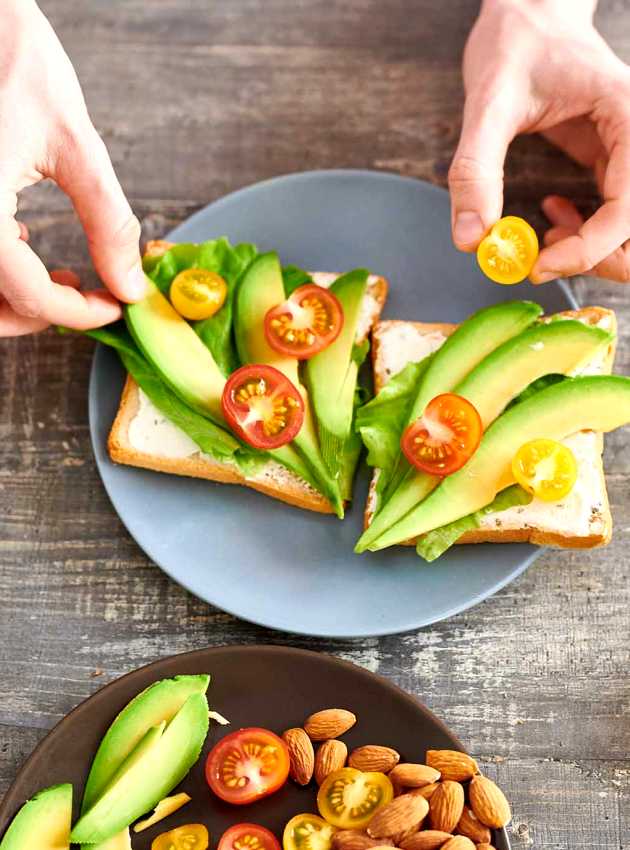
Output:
left=282, top=708, right=511, bottom=850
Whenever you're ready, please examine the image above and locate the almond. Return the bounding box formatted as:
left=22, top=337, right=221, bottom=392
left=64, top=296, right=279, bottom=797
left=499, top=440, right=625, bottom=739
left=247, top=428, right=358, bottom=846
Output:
left=282, top=727, right=314, bottom=785
left=475, top=845, right=496, bottom=850
left=332, top=831, right=393, bottom=850
left=441, top=839, right=475, bottom=850
left=367, top=794, right=429, bottom=839
left=389, top=763, right=440, bottom=788
left=315, top=739, right=348, bottom=785
left=469, top=776, right=511, bottom=829
left=392, top=824, right=421, bottom=846
left=349, top=745, right=400, bottom=773
left=456, top=806, right=491, bottom=844
left=426, top=750, right=478, bottom=782
left=304, top=709, right=356, bottom=741
left=400, top=832, right=452, bottom=850
left=408, top=782, right=440, bottom=801
left=428, top=780, right=465, bottom=833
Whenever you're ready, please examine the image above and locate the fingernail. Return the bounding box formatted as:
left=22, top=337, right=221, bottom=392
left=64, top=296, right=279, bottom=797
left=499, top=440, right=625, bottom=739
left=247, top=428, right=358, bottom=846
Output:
left=126, top=263, right=148, bottom=300
left=531, top=270, right=558, bottom=285
left=453, top=211, right=485, bottom=247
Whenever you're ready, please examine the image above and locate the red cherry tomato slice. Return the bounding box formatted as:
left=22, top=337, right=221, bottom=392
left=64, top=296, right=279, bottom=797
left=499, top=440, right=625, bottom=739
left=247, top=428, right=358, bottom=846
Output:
left=264, top=284, right=344, bottom=359
left=401, top=393, right=483, bottom=476
left=205, top=727, right=290, bottom=805
left=218, top=824, right=281, bottom=850
left=221, top=365, right=305, bottom=450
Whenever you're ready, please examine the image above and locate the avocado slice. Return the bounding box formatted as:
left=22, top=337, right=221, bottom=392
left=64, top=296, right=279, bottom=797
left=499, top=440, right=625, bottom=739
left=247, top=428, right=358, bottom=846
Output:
left=81, top=674, right=209, bottom=813
left=369, top=375, right=630, bottom=550
left=125, top=280, right=226, bottom=424
left=356, top=317, right=613, bottom=550
left=234, top=252, right=343, bottom=513
left=88, top=829, right=132, bottom=850
left=0, top=784, right=72, bottom=850
left=71, top=693, right=209, bottom=844
left=306, top=270, right=369, bottom=486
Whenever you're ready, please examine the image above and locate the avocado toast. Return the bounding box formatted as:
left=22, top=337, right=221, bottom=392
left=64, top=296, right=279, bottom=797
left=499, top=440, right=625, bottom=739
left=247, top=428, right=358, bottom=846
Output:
left=99, top=239, right=387, bottom=516
left=357, top=303, right=624, bottom=558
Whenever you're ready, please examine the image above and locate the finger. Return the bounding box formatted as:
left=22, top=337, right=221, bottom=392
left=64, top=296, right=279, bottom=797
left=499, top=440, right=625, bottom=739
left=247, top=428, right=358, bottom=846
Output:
left=53, top=126, right=146, bottom=303
left=542, top=223, right=630, bottom=283
left=543, top=118, right=604, bottom=168
left=18, top=221, right=29, bottom=241
left=0, top=300, right=49, bottom=337
left=50, top=268, right=81, bottom=288
left=448, top=89, right=521, bottom=251
left=589, top=243, right=630, bottom=282
left=531, top=123, right=630, bottom=282
left=541, top=195, right=584, bottom=231
left=544, top=225, right=576, bottom=247
left=0, top=227, right=123, bottom=329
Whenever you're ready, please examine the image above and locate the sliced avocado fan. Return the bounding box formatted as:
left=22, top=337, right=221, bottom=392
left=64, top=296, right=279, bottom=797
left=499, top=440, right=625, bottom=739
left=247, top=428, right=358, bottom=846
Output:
left=234, top=252, right=344, bottom=515
left=71, top=692, right=209, bottom=844
left=356, top=316, right=613, bottom=551
left=369, top=375, right=630, bottom=550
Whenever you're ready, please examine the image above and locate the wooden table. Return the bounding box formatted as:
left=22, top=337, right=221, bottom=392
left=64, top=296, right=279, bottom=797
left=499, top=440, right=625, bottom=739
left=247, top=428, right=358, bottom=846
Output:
left=1, top=2, right=629, bottom=846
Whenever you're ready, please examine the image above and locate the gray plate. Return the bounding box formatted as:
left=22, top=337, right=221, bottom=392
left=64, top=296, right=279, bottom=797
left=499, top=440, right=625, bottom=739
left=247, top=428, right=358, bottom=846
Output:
left=89, top=170, right=574, bottom=637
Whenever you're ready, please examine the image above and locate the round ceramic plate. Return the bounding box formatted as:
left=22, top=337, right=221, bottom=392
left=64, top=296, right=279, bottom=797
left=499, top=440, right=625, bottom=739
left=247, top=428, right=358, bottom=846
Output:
left=89, top=170, right=575, bottom=637
left=0, top=645, right=510, bottom=849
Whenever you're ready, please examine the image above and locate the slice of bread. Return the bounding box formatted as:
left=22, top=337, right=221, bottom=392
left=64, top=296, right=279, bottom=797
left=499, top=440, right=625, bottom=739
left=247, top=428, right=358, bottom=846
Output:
left=108, top=267, right=388, bottom=514
left=365, top=306, right=617, bottom=549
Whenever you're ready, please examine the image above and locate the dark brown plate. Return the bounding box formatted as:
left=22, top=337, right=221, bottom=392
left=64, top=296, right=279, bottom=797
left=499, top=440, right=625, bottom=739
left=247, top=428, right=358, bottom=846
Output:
left=0, top=646, right=510, bottom=849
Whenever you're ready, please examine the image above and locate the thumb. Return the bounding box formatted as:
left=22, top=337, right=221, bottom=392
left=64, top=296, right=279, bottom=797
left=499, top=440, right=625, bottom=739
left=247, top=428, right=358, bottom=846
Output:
left=448, top=93, right=519, bottom=251
left=54, top=125, right=146, bottom=302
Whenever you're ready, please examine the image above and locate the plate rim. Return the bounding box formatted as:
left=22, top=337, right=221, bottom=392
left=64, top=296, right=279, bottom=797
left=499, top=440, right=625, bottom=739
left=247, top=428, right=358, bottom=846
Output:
left=88, top=168, right=576, bottom=638
left=0, top=644, right=510, bottom=849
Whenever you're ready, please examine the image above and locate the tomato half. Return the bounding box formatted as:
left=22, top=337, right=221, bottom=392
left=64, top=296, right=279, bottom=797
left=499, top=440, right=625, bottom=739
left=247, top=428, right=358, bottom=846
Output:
left=205, top=727, right=290, bottom=805
left=477, top=216, right=539, bottom=285
left=401, top=393, right=483, bottom=476
left=151, top=824, right=209, bottom=850
left=221, top=365, right=305, bottom=450
left=512, top=438, right=577, bottom=502
left=283, top=814, right=336, bottom=850
left=170, top=268, right=228, bottom=320
left=264, top=284, right=344, bottom=359
left=219, top=824, right=281, bottom=850
left=317, top=768, right=393, bottom=830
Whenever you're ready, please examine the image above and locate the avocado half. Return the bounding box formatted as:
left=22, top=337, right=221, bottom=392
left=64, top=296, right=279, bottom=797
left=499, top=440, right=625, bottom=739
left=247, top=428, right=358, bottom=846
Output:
left=0, top=784, right=72, bottom=850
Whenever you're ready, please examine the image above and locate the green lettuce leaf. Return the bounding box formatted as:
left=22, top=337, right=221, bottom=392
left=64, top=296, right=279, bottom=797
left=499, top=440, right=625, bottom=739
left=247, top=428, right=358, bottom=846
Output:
left=282, top=264, right=313, bottom=295
left=144, top=238, right=258, bottom=376
left=81, top=324, right=263, bottom=472
left=356, top=354, right=434, bottom=511
left=416, top=485, right=533, bottom=562
left=508, top=373, right=566, bottom=408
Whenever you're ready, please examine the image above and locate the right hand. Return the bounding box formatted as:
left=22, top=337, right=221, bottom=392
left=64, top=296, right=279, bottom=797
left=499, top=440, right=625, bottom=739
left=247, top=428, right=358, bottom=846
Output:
left=0, top=0, right=146, bottom=338
left=448, top=0, right=630, bottom=285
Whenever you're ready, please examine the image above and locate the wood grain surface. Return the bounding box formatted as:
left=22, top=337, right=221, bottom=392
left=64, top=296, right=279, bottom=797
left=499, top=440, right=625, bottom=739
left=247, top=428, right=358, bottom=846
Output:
left=1, top=1, right=629, bottom=848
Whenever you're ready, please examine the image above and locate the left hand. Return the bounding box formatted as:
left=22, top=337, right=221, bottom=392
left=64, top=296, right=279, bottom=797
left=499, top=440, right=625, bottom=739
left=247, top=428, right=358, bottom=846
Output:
left=449, top=0, right=630, bottom=284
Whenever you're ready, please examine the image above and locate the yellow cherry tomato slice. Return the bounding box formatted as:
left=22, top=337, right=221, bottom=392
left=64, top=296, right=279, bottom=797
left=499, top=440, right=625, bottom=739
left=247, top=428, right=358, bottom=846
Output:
left=477, top=216, right=539, bottom=285
left=151, top=823, right=209, bottom=850
left=317, top=767, right=394, bottom=830
left=283, top=814, right=336, bottom=850
left=170, top=268, right=227, bottom=320
left=512, top=438, right=577, bottom=502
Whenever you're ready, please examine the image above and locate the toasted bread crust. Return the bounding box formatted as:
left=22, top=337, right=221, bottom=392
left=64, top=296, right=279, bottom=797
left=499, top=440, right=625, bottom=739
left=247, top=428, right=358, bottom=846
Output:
left=108, top=252, right=388, bottom=514
left=366, top=306, right=617, bottom=549
left=109, top=376, right=335, bottom=513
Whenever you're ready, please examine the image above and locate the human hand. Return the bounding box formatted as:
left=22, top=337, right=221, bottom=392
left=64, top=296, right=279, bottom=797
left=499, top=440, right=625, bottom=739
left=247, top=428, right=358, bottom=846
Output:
left=0, top=0, right=145, bottom=337
left=448, top=0, right=630, bottom=284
